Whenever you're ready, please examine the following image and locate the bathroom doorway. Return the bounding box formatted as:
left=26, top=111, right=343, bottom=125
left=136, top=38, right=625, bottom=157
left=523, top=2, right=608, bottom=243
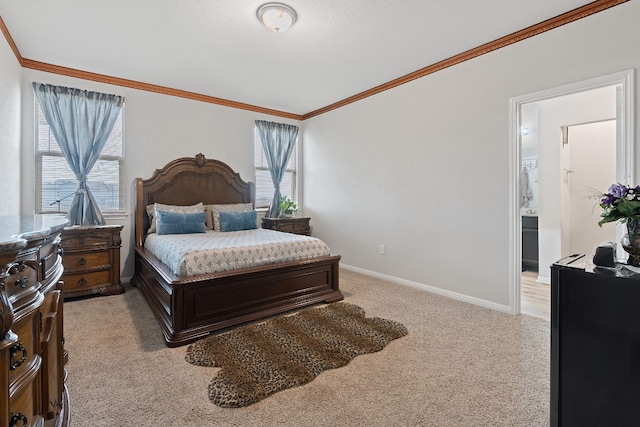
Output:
left=509, top=70, right=635, bottom=316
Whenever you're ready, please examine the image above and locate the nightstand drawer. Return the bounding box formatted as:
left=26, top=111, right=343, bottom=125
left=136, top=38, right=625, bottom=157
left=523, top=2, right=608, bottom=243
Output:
left=64, top=252, right=111, bottom=271
left=279, top=222, right=310, bottom=234
left=262, top=217, right=311, bottom=236
left=63, top=270, right=112, bottom=292
left=60, top=233, right=113, bottom=248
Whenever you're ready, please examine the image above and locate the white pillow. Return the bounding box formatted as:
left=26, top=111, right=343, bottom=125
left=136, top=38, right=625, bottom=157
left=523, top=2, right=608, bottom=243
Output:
left=207, top=203, right=253, bottom=231
left=146, top=202, right=204, bottom=234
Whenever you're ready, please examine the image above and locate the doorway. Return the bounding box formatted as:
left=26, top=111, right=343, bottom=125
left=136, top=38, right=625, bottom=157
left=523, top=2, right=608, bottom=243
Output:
left=509, top=70, right=635, bottom=316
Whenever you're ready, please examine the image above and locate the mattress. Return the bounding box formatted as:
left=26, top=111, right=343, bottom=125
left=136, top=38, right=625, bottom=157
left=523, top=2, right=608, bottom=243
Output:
left=144, top=228, right=331, bottom=276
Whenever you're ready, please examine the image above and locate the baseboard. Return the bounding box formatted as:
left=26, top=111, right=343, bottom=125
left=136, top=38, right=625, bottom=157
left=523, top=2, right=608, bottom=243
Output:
left=122, top=276, right=132, bottom=284
left=340, top=264, right=511, bottom=314
left=536, top=275, right=551, bottom=284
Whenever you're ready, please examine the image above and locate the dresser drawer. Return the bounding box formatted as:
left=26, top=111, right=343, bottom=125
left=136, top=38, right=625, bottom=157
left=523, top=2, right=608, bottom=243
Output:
left=40, top=239, right=62, bottom=278
left=8, top=310, right=40, bottom=386
left=3, top=261, right=40, bottom=303
left=9, top=373, right=41, bottom=427
left=63, top=269, right=112, bottom=292
left=64, top=251, right=111, bottom=271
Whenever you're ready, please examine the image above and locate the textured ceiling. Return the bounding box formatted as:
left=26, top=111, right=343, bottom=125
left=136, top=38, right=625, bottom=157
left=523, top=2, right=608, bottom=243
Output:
left=0, top=0, right=598, bottom=116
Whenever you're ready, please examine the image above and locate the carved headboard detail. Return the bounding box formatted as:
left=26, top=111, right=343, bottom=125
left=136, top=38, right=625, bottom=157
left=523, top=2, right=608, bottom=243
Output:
left=134, top=154, right=255, bottom=246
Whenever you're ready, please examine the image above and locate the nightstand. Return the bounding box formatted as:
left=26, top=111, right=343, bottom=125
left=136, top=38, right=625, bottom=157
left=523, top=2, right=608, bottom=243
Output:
left=60, top=225, right=124, bottom=298
left=261, top=217, right=311, bottom=236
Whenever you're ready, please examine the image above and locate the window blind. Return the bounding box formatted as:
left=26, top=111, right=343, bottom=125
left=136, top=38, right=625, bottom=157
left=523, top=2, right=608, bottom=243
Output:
left=35, top=102, right=125, bottom=213
left=254, top=132, right=296, bottom=208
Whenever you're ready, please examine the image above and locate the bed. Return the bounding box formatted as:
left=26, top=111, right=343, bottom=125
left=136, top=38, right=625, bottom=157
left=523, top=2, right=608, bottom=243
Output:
left=131, top=153, right=343, bottom=347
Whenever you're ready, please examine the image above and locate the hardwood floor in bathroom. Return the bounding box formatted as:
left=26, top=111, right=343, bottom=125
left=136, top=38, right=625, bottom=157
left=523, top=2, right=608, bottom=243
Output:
left=521, top=270, right=550, bottom=322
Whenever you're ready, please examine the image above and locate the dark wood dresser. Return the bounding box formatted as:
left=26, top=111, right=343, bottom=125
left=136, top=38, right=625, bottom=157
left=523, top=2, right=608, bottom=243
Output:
left=60, top=225, right=123, bottom=299
left=261, top=217, right=311, bottom=236
left=0, top=214, right=70, bottom=427
left=551, top=254, right=640, bottom=426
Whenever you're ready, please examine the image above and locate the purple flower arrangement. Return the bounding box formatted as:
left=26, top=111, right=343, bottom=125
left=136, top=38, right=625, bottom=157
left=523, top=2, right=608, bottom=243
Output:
left=598, top=183, right=640, bottom=226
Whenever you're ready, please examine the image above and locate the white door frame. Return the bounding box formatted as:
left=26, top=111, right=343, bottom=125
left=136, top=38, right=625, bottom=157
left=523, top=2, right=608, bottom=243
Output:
left=508, top=69, right=635, bottom=315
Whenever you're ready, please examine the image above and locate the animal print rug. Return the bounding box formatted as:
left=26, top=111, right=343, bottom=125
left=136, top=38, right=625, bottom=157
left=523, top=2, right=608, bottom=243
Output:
left=185, top=302, right=408, bottom=407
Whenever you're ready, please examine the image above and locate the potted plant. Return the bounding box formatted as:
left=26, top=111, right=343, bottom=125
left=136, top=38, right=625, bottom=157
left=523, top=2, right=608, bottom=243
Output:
left=278, top=196, right=297, bottom=218
left=597, top=183, right=640, bottom=266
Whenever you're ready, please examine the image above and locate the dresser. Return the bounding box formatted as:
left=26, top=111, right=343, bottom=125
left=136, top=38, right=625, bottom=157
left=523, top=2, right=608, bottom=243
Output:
left=551, top=254, right=640, bottom=426
left=0, top=214, right=70, bottom=427
left=261, top=217, right=311, bottom=236
left=60, top=225, right=123, bottom=299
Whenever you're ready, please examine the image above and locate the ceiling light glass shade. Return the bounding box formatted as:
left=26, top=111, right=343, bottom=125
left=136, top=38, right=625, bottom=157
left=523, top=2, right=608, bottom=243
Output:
left=257, top=3, right=297, bottom=32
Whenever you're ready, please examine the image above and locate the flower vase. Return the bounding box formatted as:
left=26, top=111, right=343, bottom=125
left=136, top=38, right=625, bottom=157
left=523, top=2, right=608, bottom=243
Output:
left=621, top=219, right=640, bottom=267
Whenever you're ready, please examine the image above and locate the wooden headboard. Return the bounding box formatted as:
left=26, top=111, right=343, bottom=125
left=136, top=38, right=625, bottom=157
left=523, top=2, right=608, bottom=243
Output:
left=134, top=153, right=255, bottom=246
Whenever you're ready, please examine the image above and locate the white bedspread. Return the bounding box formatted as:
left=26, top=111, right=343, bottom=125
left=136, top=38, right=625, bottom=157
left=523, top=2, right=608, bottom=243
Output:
left=144, top=228, right=331, bottom=276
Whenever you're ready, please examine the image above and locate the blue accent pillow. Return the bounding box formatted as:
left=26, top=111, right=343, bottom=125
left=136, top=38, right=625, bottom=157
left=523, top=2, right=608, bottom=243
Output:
left=219, top=210, right=258, bottom=232
left=156, top=210, right=207, bottom=235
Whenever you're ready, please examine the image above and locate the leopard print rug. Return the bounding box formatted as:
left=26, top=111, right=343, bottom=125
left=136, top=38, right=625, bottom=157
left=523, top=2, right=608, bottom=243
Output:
left=185, top=302, right=408, bottom=408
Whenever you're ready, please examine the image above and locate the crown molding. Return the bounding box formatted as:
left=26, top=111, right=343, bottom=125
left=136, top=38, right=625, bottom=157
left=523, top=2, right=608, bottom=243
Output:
left=0, top=16, right=23, bottom=66
left=1, top=0, right=628, bottom=121
left=19, top=58, right=303, bottom=120
left=302, top=0, right=629, bottom=120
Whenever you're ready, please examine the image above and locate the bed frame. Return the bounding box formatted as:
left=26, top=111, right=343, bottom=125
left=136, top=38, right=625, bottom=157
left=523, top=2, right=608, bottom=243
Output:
left=131, top=153, right=342, bottom=347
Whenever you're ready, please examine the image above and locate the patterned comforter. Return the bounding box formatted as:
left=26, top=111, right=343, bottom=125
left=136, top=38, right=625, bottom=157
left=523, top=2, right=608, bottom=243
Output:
left=144, top=228, right=331, bottom=276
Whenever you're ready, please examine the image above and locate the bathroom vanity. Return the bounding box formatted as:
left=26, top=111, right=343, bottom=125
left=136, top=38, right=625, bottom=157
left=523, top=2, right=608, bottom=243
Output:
left=522, top=214, right=539, bottom=271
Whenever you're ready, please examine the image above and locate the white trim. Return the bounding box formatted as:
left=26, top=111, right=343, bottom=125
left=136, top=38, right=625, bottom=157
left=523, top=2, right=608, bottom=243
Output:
left=508, top=95, right=522, bottom=315
left=103, top=212, right=128, bottom=220
left=508, top=69, right=635, bottom=315
left=340, top=264, right=511, bottom=314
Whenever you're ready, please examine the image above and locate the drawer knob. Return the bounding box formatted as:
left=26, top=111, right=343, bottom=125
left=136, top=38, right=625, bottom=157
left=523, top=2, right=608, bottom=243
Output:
left=76, top=257, right=87, bottom=266
left=9, top=413, right=28, bottom=427
left=9, top=343, right=27, bottom=370
left=16, top=276, right=28, bottom=288
left=77, top=277, right=87, bottom=287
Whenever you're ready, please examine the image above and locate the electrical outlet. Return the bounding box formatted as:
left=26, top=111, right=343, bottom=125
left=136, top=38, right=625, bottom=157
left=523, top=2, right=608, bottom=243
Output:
left=379, top=244, right=385, bottom=255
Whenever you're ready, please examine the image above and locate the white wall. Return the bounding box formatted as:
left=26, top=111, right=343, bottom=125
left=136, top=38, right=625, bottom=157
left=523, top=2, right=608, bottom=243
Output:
left=17, top=69, right=300, bottom=280
left=536, top=87, right=616, bottom=282
left=303, top=1, right=640, bottom=310
left=0, top=33, right=21, bottom=214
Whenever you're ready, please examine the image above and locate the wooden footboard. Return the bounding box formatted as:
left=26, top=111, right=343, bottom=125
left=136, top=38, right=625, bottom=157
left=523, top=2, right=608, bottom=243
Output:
left=132, top=247, right=342, bottom=347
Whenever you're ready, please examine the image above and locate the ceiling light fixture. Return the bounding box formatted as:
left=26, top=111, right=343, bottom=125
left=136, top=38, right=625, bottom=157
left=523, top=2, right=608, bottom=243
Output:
left=257, top=3, right=297, bottom=32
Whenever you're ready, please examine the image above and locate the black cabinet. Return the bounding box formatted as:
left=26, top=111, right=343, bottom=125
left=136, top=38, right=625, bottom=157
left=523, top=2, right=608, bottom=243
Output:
left=522, top=216, right=538, bottom=271
left=551, top=255, right=640, bottom=427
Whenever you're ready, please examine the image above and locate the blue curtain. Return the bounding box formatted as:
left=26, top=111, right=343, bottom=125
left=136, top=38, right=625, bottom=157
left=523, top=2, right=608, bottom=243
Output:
left=255, top=120, right=299, bottom=218
left=33, top=83, right=124, bottom=226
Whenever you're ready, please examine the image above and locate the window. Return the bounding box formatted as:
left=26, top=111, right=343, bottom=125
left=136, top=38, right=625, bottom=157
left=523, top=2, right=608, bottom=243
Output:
left=254, top=129, right=297, bottom=208
left=35, top=101, right=125, bottom=214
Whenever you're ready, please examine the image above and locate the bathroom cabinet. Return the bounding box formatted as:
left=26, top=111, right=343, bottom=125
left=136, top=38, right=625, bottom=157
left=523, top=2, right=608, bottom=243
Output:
left=522, top=215, right=539, bottom=271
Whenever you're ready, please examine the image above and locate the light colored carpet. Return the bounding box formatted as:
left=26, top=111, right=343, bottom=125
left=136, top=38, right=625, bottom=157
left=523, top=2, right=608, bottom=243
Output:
left=63, top=269, right=550, bottom=426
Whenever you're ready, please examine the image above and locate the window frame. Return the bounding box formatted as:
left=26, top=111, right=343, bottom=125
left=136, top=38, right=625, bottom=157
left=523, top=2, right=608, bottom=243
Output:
left=34, top=98, right=126, bottom=215
left=254, top=128, right=298, bottom=210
